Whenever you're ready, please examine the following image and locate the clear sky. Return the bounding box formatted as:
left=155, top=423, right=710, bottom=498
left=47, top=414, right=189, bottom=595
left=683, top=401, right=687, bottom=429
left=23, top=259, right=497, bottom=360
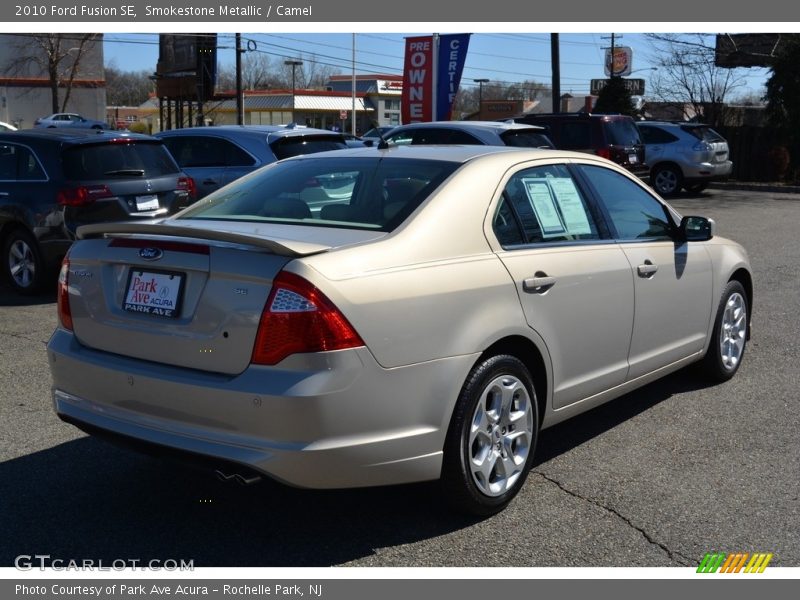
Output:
left=103, top=32, right=771, bottom=100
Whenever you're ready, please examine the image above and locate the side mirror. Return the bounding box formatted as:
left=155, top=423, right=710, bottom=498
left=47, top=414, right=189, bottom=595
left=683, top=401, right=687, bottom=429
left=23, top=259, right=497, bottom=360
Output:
left=680, top=215, right=715, bottom=241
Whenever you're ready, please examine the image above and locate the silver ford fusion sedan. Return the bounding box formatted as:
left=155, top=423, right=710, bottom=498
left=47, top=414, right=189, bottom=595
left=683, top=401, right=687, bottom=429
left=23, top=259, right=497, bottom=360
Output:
left=48, top=145, right=752, bottom=515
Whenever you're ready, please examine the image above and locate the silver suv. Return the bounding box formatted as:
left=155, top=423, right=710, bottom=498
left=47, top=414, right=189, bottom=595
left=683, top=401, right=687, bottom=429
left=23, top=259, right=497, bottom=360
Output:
left=638, top=121, right=732, bottom=195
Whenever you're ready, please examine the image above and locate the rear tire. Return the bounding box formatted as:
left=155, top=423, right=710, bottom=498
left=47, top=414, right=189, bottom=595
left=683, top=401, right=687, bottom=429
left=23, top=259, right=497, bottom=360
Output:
left=700, top=281, right=748, bottom=382
left=2, top=228, right=46, bottom=295
left=684, top=182, right=708, bottom=194
left=441, top=355, right=539, bottom=516
left=652, top=165, right=683, bottom=196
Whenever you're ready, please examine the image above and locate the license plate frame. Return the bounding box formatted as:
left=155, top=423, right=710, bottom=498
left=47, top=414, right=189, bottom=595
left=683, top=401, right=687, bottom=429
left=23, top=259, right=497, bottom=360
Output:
left=135, top=194, right=159, bottom=211
left=123, top=269, right=184, bottom=319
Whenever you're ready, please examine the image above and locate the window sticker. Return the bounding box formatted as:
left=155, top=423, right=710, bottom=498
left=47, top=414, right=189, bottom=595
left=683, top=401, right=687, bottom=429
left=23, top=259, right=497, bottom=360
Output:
left=548, top=177, right=593, bottom=235
left=523, top=180, right=566, bottom=236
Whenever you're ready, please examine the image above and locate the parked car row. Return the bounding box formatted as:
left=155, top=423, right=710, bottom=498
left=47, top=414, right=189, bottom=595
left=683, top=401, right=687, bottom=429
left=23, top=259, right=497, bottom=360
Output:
left=1, top=118, right=733, bottom=295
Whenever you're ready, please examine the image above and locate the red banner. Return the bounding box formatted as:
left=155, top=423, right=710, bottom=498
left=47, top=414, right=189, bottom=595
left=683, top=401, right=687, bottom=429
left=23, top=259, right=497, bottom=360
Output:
left=401, top=36, right=434, bottom=124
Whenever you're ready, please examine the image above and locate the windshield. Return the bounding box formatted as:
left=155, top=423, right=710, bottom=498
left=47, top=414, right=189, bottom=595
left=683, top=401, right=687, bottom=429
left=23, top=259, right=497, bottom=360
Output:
left=177, top=156, right=460, bottom=232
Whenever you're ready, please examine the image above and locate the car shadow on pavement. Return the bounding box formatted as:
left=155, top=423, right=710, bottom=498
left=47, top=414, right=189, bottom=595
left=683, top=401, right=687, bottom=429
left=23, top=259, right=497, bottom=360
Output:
left=0, top=285, right=57, bottom=306
left=535, top=367, right=712, bottom=465
left=0, top=368, right=715, bottom=568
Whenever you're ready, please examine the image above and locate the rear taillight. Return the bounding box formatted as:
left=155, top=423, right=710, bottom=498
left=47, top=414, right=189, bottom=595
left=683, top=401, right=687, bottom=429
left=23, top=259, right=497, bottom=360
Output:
left=177, top=176, right=196, bottom=200
left=595, top=148, right=612, bottom=160
left=57, top=257, right=73, bottom=331
left=57, top=185, right=113, bottom=207
left=251, top=271, right=364, bottom=366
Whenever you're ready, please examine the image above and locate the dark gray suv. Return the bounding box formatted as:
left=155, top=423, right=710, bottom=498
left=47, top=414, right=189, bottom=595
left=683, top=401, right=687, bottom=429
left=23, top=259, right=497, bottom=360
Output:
left=0, top=129, right=195, bottom=294
left=156, top=125, right=348, bottom=199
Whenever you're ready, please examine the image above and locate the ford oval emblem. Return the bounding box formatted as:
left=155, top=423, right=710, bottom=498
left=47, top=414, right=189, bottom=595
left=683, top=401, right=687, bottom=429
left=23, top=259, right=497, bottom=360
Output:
left=139, top=247, right=163, bottom=261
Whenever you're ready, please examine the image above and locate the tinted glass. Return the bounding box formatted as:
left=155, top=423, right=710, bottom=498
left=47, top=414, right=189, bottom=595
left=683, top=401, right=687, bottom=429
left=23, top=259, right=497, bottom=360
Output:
left=560, top=122, right=592, bottom=148
left=270, top=135, right=347, bottom=160
left=605, top=119, right=642, bottom=145
left=500, top=130, right=554, bottom=148
left=178, top=157, right=459, bottom=232
left=494, top=163, right=602, bottom=245
left=682, top=125, right=725, bottom=143
left=62, top=142, right=180, bottom=180
left=639, top=125, right=679, bottom=144
left=0, top=143, right=46, bottom=180
left=162, top=136, right=256, bottom=168
left=578, top=164, right=672, bottom=240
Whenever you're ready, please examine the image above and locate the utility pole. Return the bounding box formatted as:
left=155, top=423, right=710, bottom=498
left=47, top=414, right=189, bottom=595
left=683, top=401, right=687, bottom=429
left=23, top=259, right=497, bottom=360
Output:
left=235, top=33, right=244, bottom=125
left=551, top=33, right=560, bottom=113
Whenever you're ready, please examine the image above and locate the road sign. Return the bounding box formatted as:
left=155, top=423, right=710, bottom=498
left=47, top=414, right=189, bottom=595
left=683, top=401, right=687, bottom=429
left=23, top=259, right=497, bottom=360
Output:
left=590, top=78, right=645, bottom=96
left=604, top=46, right=633, bottom=77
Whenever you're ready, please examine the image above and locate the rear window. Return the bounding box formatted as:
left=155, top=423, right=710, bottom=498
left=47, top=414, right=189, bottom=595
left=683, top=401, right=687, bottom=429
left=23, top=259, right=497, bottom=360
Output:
left=63, top=141, right=179, bottom=180
left=177, top=156, right=459, bottom=232
left=605, top=119, right=642, bottom=146
left=681, top=125, right=725, bottom=143
left=270, top=135, right=348, bottom=160
left=500, top=130, right=554, bottom=148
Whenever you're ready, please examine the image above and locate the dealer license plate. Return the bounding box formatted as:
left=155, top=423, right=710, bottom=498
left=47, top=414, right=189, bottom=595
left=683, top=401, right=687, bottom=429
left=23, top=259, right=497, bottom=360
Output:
left=135, top=195, right=159, bottom=211
left=123, top=270, right=183, bottom=318
left=628, top=154, right=638, bottom=164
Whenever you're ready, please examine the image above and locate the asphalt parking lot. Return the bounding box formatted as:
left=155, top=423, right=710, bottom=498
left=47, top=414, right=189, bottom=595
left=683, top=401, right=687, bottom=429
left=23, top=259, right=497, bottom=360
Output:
left=0, top=187, right=798, bottom=568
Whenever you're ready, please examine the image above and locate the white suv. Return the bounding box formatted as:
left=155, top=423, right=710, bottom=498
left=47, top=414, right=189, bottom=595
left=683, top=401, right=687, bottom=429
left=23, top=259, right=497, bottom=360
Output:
left=638, top=121, right=733, bottom=195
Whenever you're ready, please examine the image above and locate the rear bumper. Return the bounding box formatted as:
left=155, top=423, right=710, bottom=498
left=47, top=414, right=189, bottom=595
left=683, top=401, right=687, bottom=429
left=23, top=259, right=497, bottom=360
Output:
left=48, top=328, right=476, bottom=489
left=683, top=160, right=733, bottom=181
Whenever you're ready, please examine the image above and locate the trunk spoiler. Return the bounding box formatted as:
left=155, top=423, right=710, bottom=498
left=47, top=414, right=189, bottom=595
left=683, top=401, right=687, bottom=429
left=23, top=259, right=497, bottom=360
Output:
left=77, top=222, right=332, bottom=257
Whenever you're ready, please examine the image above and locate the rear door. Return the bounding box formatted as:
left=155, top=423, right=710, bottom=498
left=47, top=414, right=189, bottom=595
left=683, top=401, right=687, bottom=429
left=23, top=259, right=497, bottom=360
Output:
left=576, top=163, right=713, bottom=379
left=159, top=135, right=241, bottom=198
left=491, top=162, right=634, bottom=409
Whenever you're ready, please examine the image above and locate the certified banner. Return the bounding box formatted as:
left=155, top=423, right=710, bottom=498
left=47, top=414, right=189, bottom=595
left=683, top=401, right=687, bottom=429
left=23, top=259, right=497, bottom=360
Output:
left=436, top=33, right=471, bottom=121
left=401, top=36, right=434, bottom=123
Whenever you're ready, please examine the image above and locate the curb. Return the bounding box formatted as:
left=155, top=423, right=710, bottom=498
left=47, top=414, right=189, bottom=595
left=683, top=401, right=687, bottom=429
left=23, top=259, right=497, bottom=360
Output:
left=709, top=182, right=800, bottom=194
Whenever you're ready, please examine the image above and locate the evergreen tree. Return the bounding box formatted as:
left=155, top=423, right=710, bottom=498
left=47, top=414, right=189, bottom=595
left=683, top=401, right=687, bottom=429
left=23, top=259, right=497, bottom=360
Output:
left=593, top=77, right=636, bottom=116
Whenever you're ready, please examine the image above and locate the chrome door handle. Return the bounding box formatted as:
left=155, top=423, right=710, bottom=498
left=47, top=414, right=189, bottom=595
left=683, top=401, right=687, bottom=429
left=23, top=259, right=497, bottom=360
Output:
left=523, top=275, right=557, bottom=293
left=637, top=261, right=658, bottom=277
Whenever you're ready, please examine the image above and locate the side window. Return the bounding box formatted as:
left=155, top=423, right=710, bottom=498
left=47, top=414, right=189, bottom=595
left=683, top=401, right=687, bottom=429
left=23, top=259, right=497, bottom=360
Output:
left=577, top=164, right=673, bottom=240
left=444, top=129, right=482, bottom=145
left=163, top=136, right=254, bottom=168
left=0, top=144, right=46, bottom=181
left=639, top=126, right=678, bottom=145
left=560, top=122, right=592, bottom=148
left=493, top=164, right=602, bottom=246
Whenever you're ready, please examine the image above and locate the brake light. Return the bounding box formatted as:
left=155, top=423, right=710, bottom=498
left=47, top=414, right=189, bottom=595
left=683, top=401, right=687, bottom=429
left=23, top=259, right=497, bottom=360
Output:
left=57, top=185, right=113, bottom=207
left=252, top=271, right=364, bottom=365
left=595, top=148, right=612, bottom=159
left=57, top=257, right=73, bottom=331
left=177, top=176, right=196, bottom=200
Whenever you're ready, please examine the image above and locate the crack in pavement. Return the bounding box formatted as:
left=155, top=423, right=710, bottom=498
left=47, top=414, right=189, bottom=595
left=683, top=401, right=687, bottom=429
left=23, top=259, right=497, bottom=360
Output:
left=0, top=329, right=49, bottom=346
left=533, top=470, right=695, bottom=566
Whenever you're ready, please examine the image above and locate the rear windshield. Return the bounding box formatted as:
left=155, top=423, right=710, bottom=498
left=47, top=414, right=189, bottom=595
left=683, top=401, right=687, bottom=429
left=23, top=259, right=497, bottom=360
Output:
left=681, top=125, right=725, bottom=143
left=500, top=130, right=555, bottom=149
left=605, top=119, right=643, bottom=146
left=270, top=135, right=348, bottom=160
left=63, top=141, right=179, bottom=180
left=177, top=156, right=459, bottom=232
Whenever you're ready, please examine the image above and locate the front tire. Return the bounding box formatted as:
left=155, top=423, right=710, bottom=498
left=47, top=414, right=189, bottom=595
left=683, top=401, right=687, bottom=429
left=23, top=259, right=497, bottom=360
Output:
left=2, top=229, right=45, bottom=295
left=442, top=355, right=539, bottom=516
left=700, top=281, right=748, bottom=382
left=652, top=165, right=683, bottom=196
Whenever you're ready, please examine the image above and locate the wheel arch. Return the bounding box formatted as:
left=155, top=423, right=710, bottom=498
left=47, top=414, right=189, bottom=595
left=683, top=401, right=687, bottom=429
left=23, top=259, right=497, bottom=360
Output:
left=650, top=160, right=684, bottom=178
left=729, top=267, right=753, bottom=339
left=477, top=334, right=550, bottom=427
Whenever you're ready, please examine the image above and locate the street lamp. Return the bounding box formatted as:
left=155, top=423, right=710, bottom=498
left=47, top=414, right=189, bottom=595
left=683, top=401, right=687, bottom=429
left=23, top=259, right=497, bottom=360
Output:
left=284, top=59, right=303, bottom=123
left=473, top=78, right=489, bottom=118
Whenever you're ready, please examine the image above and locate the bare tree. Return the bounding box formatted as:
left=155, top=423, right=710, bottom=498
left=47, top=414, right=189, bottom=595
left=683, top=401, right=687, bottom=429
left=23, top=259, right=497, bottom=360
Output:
left=646, top=34, right=747, bottom=127
left=452, top=80, right=552, bottom=118
left=105, top=63, right=154, bottom=106
left=3, top=33, right=101, bottom=113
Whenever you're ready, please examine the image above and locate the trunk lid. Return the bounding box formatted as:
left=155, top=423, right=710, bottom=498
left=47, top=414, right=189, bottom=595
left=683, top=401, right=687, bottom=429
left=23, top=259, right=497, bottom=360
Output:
left=67, top=221, right=385, bottom=374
